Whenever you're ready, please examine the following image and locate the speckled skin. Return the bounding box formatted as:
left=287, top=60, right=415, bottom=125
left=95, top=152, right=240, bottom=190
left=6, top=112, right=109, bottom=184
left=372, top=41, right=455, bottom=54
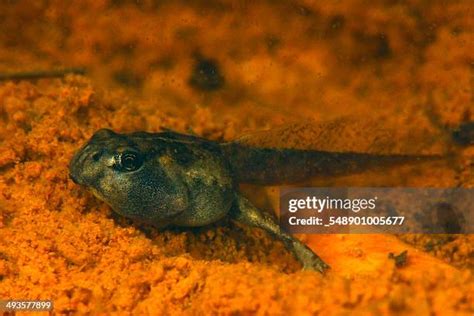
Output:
left=69, top=129, right=333, bottom=272
left=69, top=128, right=450, bottom=273
left=69, top=129, right=235, bottom=228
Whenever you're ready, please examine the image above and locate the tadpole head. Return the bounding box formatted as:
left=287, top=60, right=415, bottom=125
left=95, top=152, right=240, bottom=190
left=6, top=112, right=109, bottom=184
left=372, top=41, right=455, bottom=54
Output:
left=69, top=129, right=122, bottom=187
left=69, top=129, right=189, bottom=223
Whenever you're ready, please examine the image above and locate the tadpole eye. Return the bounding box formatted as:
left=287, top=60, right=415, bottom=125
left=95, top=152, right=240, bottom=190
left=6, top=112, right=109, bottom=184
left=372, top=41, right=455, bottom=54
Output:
left=115, top=151, right=143, bottom=172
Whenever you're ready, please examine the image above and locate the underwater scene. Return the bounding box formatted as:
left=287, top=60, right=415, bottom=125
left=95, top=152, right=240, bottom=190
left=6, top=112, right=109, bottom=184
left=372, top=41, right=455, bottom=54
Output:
left=0, top=1, right=473, bottom=314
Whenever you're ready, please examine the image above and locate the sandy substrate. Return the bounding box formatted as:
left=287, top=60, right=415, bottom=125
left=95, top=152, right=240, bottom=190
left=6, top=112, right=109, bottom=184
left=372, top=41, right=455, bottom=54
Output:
left=0, top=1, right=473, bottom=314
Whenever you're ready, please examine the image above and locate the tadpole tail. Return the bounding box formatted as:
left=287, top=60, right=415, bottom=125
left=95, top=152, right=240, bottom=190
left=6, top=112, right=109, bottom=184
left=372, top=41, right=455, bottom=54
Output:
left=222, top=143, right=445, bottom=185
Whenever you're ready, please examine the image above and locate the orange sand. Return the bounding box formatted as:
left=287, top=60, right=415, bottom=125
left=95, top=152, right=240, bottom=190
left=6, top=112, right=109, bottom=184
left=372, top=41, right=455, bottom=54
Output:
left=0, top=1, right=473, bottom=314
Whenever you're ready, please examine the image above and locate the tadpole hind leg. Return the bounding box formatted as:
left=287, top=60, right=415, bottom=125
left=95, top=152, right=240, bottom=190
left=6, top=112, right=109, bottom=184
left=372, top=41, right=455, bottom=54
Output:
left=231, top=194, right=329, bottom=273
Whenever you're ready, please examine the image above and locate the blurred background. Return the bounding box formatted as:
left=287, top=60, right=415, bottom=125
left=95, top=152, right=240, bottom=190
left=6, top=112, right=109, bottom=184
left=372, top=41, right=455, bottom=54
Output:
left=0, top=0, right=471, bottom=131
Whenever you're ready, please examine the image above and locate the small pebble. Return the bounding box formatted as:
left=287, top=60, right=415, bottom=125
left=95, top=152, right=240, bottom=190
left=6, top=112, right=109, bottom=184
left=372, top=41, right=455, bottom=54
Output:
left=189, top=56, right=224, bottom=91
left=452, top=121, right=474, bottom=146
